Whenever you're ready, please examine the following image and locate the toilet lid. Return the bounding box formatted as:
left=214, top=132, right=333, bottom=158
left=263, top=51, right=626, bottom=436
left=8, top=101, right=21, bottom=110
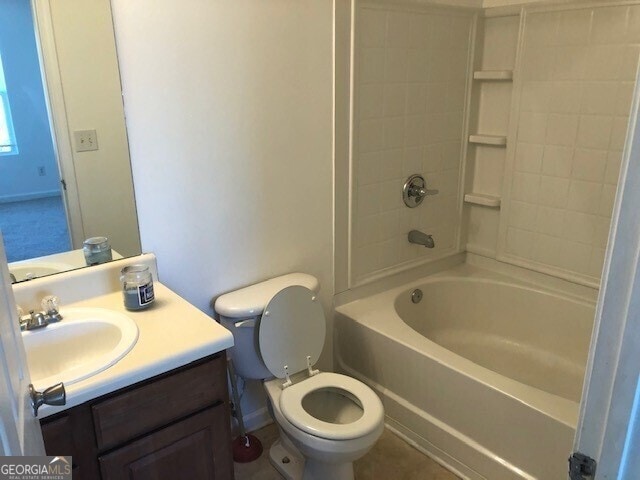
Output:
left=258, top=285, right=325, bottom=378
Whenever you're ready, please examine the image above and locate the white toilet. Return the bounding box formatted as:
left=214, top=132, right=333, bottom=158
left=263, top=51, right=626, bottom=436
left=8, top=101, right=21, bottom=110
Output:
left=215, top=273, right=384, bottom=480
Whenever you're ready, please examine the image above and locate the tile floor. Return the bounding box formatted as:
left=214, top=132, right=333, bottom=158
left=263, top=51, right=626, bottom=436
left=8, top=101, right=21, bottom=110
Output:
left=234, top=423, right=459, bottom=480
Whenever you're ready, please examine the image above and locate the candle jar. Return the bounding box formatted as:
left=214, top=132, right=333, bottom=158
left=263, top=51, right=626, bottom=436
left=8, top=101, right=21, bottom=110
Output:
left=120, top=265, right=155, bottom=311
left=83, top=237, right=113, bottom=266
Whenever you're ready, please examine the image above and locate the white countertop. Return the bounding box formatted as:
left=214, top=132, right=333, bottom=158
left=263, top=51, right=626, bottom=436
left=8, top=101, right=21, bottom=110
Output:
left=22, top=257, right=234, bottom=418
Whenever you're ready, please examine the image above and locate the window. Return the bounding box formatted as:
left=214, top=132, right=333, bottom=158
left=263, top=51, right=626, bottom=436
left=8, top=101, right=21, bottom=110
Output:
left=0, top=53, right=18, bottom=155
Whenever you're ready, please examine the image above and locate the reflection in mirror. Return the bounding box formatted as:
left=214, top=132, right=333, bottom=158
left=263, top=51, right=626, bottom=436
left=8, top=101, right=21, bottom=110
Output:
left=0, top=0, right=140, bottom=282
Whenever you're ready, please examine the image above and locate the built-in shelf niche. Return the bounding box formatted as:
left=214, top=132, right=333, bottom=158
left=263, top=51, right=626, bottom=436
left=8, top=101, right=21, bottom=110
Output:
left=468, top=134, right=507, bottom=146
left=464, top=193, right=501, bottom=208
left=473, top=70, right=513, bottom=81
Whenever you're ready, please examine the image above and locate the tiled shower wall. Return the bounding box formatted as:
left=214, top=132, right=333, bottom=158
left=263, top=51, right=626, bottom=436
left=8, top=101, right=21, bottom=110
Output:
left=352, top=3, right=475, bottom=284
left=499, top=4, right=640, bottom=285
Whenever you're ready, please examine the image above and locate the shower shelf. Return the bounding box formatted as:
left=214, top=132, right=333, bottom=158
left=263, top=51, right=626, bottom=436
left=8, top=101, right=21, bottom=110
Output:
left=468, top=134, right=507, bottom=146
left=464, top=193, right=501, bottom=208
left=473, top=70, right=513, bottom=81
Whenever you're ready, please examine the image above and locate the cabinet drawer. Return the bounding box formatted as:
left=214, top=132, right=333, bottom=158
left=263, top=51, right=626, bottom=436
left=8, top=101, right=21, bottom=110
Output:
left=99, top=404, right=233, bottom=480
left=92, top=354, right=227, bottom=451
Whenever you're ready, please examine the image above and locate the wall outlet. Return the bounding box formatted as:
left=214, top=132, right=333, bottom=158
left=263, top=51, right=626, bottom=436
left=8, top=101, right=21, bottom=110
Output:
left=37, top=166, right=46, bottom=176
left=74, top=129, right=99, bottom=152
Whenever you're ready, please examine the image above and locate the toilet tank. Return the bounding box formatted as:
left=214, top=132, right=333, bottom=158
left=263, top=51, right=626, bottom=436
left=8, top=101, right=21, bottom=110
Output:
left=215, top=273, right=320, bottom=380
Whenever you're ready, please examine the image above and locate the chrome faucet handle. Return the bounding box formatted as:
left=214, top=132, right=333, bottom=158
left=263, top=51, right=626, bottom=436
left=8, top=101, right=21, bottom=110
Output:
left=17, top=306, right=28, bottom=331
left=41, top=295, right=63, bottom=323
left=403, top=174, right=438, bottom=208
left=410, top=186, right=439, bottom=198
left=9, top=273, right=17, bottom=283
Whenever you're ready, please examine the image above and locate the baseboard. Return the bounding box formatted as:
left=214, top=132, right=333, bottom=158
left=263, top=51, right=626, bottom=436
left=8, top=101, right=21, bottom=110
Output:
left=243, top=407, right=273, bottom=434
left=0, top=190, right=61, bottom=204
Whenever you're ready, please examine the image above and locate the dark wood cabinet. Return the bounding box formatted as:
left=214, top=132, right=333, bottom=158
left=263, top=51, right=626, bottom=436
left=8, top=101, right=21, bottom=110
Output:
left=40, top=353, right=233, bottom=480
left=100, top=405, right=230, bottom=479
left=40, top=404, right=101, bottom=479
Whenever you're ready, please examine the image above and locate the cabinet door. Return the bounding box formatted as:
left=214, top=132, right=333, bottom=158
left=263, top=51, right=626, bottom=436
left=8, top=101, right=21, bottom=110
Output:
left=99, top=404, right=233, bottom=480
left=41, top=405, right=101, bottom=480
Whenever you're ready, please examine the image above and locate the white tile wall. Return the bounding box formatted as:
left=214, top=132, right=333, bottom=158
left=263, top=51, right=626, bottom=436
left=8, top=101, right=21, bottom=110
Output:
left=465, top=14, right=519, bottom=258
left=500, top=5, right=640, bottom=282
left=352, top=3, right=474, bottom=283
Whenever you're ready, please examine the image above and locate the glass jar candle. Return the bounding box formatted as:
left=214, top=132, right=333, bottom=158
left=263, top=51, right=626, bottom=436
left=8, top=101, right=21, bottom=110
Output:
left=120, top=265, right=155, bottom=311
left=83, top=237, right=113, bottom=265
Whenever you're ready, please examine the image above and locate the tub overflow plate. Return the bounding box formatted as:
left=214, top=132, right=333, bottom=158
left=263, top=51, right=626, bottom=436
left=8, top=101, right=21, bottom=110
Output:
left=411, top=289, right=423, bottom=304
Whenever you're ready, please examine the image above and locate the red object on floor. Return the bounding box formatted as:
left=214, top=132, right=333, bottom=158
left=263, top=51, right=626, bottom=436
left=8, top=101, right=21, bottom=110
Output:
left=232, top=433, right=263, bottom=463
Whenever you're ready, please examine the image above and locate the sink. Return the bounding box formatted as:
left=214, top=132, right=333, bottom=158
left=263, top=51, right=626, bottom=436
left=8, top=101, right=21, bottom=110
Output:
left=10, top=261, right=76, bottom=282
left=22, top=307, right=139, bottom=389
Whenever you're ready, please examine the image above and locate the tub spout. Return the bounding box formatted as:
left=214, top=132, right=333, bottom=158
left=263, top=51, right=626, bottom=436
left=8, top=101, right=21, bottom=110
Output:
left=408, top=230, right=435, bottom=248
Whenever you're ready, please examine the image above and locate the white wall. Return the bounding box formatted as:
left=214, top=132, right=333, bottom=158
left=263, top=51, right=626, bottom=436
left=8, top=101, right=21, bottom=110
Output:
left=498, top=4, right=639, bottom=286
left=111, top=1, right=333, bottom=421
left=465, top=3, right=639, bottom=288
left=351, top=2, right=475, bottom=286
left=465, top=14, right=520, bottom=258
left=48, top=0, right=140, bottom=256
left=0, top=0, right=59, bottom=201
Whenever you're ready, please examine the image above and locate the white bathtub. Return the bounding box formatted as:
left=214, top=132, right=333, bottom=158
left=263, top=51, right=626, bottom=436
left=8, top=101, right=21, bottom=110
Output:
left=335, top=264, right=596, bottom=479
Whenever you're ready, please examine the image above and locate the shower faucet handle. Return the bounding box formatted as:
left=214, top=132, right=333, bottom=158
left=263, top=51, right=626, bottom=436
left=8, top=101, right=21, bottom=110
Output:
left=403, top=174, right=438, bottom=208
left=410, top=185, right=439, bottom=197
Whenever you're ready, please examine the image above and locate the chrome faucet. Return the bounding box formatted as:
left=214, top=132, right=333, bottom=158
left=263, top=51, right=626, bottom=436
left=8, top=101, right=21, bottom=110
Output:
left=408, top=230, right=435, bottom=248
left=9, top=273, right=17, bottom=284
left=18, top=295, right=63, bottom=331
left=20, top=310, right=49, bottom=331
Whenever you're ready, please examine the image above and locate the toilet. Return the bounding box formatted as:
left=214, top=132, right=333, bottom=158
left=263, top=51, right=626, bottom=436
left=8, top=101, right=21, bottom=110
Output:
left=215, top=273, right=384, bottom=480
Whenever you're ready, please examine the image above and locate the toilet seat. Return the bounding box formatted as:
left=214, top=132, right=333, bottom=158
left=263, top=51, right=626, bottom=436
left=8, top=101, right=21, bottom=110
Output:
left=279, top=372, right=384, bottom=441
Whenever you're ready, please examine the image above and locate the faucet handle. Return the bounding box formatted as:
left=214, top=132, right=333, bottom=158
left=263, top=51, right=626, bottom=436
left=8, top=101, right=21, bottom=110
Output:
left=41, top=295, right=63, bottom=323
left=403, top=174, right=438, bottom=208
left=17, top=306, right=28, bottom=331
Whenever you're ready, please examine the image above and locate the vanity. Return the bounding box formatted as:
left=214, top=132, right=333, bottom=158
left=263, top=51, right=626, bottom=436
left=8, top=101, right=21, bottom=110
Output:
left=40, top=354, right=230, bottom=479
left=12, top=254, right=235, bottom=480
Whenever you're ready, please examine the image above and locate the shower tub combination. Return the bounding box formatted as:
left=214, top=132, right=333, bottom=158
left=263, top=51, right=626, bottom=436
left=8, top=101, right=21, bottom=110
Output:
left=335, top=263, right=596, bottom=479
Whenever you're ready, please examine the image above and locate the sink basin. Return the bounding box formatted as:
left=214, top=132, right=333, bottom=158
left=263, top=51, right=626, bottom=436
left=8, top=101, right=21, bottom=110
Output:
left=10, top=261, right=76, bottom=282
left=22, top=307, right=139, bottom=389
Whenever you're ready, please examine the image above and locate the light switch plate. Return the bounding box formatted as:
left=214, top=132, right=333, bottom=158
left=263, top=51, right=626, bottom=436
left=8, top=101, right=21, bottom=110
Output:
left=74, top=129, right=99, bottom=152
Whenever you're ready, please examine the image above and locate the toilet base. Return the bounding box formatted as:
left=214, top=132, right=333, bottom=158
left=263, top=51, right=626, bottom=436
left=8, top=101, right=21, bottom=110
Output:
left=302, top=458, right=354, bottom=480
left=269, top=439, right=304, bottom=480
left=269, top=438, right=355, bottom=480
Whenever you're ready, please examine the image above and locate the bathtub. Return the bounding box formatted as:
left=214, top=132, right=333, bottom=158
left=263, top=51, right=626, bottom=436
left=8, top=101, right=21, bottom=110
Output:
left=335, top=263, right=596, bottom=480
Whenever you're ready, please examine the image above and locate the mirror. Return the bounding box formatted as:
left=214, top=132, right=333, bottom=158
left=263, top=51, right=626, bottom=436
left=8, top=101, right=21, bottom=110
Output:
left=0, top=0, right=140, bottom=282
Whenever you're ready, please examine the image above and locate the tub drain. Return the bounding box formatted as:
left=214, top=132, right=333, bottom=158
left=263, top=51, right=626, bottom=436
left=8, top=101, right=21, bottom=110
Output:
left=411, top=289, right=423, bottom=303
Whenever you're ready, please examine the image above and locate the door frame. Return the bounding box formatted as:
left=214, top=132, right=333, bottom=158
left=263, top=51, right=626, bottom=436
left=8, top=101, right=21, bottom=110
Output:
left=31, top=0, right=85, bottom=249
left=573, top=55, right=640, bottom=478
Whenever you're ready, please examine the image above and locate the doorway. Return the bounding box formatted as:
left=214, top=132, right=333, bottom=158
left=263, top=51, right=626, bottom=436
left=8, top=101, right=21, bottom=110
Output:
left=0, top=0, right=71, bottom=262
